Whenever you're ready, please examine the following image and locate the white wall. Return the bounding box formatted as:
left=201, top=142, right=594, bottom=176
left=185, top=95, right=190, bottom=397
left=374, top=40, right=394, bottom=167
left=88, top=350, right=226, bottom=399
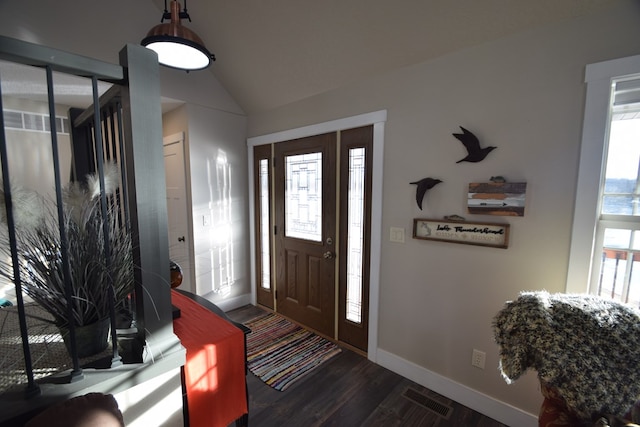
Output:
left=162, top=104, right=249, bottom=308
left=1, top=98, right=72, bottom=199
left=0, top=98, right=73, bottom=302
left=183, top=104, right=249, bottom=307
left=246, top=0, right=640, bottom=421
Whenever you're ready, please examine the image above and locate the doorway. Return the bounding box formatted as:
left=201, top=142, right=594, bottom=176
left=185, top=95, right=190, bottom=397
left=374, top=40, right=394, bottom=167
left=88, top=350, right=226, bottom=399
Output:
left=252, top=126, right=373, bottom=351
left=274, top=132, right=337, bottom=337
left=163, top=133, right=194, bottom=293
left=248, top=110, right=386, bottom=358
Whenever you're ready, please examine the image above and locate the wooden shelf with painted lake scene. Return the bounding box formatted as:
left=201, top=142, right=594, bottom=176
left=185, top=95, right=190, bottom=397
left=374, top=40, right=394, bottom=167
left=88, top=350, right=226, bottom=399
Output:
left=467, top=182, right=527, bottom=216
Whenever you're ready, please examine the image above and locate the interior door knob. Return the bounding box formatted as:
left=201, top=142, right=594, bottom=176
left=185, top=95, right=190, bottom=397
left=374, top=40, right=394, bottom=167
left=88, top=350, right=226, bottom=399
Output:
left=323, top=251, right=334, bottom=259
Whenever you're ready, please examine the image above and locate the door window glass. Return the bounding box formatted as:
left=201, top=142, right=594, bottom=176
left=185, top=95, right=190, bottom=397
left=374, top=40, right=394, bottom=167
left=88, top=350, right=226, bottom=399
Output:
left=285, top=152, right=322, bottom=241
left=346, top=147, right=365, bottom=323
left=259, top=158, right=271, bottom=289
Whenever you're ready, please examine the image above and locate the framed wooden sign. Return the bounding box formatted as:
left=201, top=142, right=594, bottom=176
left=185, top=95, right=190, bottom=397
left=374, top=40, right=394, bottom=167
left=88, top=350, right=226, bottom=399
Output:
left=468, top=182, right=527, bottom=217
left=413, top=218, right=510, bottom=249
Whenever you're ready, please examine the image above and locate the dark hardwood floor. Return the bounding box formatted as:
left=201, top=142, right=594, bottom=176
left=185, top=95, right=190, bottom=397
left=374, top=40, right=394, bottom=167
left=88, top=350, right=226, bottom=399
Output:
left=226, top=305, right=508, bottom=427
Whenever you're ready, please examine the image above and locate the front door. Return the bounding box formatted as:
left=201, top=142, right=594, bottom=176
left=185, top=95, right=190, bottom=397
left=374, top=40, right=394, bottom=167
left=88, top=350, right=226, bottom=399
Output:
left=274, top=133, right=337, bottom=337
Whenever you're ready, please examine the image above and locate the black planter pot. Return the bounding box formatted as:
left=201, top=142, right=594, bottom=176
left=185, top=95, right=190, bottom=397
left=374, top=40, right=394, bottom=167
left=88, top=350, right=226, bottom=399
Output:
left=59, top=317, right=110, bottom=358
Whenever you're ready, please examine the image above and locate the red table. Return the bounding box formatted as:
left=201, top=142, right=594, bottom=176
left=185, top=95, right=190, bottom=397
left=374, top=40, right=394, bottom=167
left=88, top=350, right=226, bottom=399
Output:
left=171, top=290, right=248, bottom=427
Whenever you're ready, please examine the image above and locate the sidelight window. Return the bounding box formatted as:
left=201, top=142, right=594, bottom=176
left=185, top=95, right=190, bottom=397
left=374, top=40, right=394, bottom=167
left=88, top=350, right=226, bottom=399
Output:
left=346, top=147, right=366, bottom=323
left=259, top=158, right=271, bottom=290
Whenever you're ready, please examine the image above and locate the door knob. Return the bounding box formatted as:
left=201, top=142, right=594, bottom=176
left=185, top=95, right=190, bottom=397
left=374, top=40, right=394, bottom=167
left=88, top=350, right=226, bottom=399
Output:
left=323, top=251, right=334, bottom=259
left=178, top=236, right=185, bottom=242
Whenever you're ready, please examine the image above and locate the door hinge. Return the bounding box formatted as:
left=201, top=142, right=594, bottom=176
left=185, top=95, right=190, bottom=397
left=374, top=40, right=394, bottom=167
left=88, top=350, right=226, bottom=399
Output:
left=274, top=225, right=277, bottom=235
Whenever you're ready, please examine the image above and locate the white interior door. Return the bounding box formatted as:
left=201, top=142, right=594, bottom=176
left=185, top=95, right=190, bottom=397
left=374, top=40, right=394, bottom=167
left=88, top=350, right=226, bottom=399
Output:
left=163, top=133, right=194, bottom=293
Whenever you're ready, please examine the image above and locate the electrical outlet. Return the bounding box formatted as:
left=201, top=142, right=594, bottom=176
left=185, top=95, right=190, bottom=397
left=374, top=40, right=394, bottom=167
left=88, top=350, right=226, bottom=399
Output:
left=472, top=349, right=486, bottom=369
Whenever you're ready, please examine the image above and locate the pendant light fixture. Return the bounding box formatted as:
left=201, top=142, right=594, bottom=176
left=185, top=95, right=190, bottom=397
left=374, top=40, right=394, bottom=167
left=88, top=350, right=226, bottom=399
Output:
left=141, top=0, right=215, bottom=71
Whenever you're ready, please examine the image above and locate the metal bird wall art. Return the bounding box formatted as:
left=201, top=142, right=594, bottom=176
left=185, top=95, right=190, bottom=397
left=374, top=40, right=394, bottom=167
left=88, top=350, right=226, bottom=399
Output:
left=452, top=126, right=496, bottom=163
left=410, top=177, right=442, bottom=210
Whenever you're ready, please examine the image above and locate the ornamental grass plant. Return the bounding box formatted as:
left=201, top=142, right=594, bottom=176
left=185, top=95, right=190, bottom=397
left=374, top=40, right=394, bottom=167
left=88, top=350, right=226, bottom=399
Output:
left=0, top=163, right=134, bottom=328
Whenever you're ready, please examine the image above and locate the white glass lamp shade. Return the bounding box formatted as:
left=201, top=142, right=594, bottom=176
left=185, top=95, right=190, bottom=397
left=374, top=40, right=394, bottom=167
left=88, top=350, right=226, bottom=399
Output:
left=143, top=37, right=213, bottom=70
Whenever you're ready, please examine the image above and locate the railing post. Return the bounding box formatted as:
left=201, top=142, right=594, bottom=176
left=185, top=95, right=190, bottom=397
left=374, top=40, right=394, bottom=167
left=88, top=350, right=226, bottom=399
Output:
left=118, top=44, right=180, bottom=360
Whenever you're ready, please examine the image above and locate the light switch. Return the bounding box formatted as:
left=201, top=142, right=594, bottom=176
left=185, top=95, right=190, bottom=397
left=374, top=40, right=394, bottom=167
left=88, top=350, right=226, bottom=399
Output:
left=390, top=227, right=405, bottom=243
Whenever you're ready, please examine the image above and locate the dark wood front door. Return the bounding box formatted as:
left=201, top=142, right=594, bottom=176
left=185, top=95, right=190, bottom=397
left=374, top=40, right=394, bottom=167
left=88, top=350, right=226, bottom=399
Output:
left=274, top=133, right=337, bottom=337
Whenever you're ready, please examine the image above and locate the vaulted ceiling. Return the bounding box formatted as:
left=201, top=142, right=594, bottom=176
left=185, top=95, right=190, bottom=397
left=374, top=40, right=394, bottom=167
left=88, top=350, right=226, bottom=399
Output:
left=150, top=0, right=617, bottom=115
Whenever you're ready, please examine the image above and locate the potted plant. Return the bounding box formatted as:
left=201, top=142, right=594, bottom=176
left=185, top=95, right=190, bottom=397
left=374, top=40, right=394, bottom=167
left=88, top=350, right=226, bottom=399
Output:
left=0, top=163, right=135, bottom=357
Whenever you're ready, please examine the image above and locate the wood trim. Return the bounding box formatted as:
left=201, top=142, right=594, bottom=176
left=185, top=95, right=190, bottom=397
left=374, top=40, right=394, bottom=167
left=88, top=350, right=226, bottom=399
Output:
left=0, top=35, right=123, bottom=82
left=246, top=110, right=387, bottom=360
left=338, top=125, right=373, bottom=352
left=119, top=44, right=174, bottom=353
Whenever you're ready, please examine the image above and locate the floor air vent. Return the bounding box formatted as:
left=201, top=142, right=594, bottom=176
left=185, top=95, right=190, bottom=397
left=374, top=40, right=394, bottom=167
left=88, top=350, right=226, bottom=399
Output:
left=402, top=387, right=453, bottom=419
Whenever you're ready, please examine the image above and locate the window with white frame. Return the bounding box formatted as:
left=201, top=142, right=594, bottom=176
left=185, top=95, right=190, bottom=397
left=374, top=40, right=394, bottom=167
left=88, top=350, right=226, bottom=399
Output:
left=567, top=55, right=640, bottom=305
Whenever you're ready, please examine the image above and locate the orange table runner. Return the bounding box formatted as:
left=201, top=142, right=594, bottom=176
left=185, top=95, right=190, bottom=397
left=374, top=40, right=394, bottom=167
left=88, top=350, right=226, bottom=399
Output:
left=171, top=290, right=247, bottom=427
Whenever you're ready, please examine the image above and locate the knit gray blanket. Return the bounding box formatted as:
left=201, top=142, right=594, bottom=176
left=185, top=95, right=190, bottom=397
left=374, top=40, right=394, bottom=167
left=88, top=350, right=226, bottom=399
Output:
left=493, top=291, right=640, bottom=420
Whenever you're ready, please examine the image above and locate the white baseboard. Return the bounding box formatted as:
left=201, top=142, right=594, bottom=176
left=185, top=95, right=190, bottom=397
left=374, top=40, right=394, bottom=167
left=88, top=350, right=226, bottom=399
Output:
left=199, top=292, right=252, bottom=313
left=376, top=349, right=537, bottom=427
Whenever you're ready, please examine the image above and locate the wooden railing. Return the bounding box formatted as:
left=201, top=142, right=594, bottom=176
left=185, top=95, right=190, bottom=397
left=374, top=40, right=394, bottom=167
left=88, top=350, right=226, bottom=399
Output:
left=0, top=36, right=184, bottom=424
left=598, top=248, right=640, bottom=306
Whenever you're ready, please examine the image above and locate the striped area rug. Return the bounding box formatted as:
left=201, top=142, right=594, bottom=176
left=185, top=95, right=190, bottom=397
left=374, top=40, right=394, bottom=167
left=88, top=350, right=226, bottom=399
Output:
left=244, top=312, right=342, bottom=391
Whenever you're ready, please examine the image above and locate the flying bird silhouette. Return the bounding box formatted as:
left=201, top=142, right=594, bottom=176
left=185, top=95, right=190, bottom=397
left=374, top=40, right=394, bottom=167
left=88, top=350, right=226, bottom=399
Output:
left=452, top=126, right=496, bottom=163
left=410, top=177, right=442, bottom=210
